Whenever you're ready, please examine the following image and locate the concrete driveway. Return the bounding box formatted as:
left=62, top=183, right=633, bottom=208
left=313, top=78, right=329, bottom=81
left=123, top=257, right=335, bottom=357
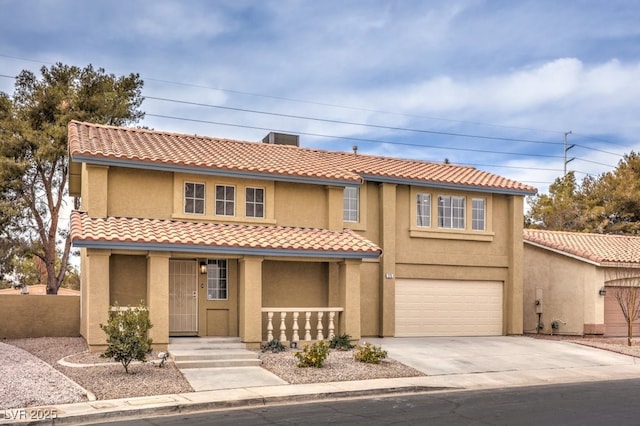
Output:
left=366, top=336, right=639, bottom=377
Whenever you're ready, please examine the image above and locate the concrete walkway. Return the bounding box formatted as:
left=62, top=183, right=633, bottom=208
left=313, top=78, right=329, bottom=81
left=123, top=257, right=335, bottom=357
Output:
left=12, top=336, right=640, bottom=424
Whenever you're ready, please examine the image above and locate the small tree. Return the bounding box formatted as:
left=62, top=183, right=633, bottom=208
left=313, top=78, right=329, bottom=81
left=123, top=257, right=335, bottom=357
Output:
left=100, top=301, right=153, bottom=373
left=612, top=286, right=640, bottom=346
left=608, top=267, right=640, bottom=346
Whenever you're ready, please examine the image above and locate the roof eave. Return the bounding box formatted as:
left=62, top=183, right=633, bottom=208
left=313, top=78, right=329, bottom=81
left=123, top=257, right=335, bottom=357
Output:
left=71, top=155, right=362, bottom=187
left=360, top=174, right=537, bottom=196
left=71, top=239, right=381, bottom=259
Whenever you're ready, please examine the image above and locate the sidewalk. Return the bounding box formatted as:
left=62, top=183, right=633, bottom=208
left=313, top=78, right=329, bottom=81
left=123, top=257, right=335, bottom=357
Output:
left=8, top=360, right=640, bottom=425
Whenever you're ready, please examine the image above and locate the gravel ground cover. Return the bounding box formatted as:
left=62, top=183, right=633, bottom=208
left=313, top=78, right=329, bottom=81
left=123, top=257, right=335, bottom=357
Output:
left=5, top=335, right=640, bottom=409
left=3, top=337, right=193, bottom=406
left=258, top=348, right=424, bottom=384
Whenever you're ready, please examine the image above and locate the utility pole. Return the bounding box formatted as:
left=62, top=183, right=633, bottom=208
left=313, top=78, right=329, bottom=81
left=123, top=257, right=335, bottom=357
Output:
left=564, top=130, right=574, bottom=175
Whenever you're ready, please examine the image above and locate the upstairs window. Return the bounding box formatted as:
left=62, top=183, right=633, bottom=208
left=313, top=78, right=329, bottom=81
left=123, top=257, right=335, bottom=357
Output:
left=416, top=193, right=431, bottom=227
left=472, top=198, right=486, bottom=231
left=344, top=187, right=359, bottom=222
left=438, top=195, right=465, bottom=229
left=184, top=182, right=205, bottom=214
left=206, top=259, right=228, bottom=300
left=215, top=185, right=235, bottom=216
left=246, top=187, right=265, bottom=218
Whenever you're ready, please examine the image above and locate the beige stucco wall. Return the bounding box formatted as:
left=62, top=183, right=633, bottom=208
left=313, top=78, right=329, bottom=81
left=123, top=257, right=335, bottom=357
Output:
left=110, top=254, right=147, bottom=306
left=262, top=261, right=328, bottom=307
left=523, top=243, right=604, bottom=335
left=274, top=182, right=327, bottom=228
left=365, top=183, right=524, bottom=336
left=360, top=261, right=381, bottom=336
left=77, top=157, right=526, bottom=344
left=0, top=295, right=80, bottom=338
left=108, top=168, right=173, bottom=219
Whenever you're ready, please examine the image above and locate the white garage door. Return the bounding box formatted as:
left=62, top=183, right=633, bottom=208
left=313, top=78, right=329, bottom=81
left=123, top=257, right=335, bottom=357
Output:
left=395, top=279, right=503, bottom=336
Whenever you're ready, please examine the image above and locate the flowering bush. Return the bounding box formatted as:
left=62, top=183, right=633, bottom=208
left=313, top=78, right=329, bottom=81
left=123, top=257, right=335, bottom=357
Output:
left=294, top=341, right=330, bottom=368
left=354, top=342, right=387, bottom=364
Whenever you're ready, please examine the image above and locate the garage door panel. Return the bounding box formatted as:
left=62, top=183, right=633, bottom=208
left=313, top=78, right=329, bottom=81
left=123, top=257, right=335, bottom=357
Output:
left=396, top=279, right=503, bottom=337
left=604, top=286, right=640, bottom=337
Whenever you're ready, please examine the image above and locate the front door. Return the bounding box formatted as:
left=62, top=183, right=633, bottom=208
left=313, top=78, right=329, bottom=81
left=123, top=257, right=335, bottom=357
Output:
left=169, top=260, right=198, bottom=335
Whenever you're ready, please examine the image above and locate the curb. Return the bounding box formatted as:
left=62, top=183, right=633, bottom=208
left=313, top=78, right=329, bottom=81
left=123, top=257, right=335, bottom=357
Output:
left=34, top=385, right=452, bottom=425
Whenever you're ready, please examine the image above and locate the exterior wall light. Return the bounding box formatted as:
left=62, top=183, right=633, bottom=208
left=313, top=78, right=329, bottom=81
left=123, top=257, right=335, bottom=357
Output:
left=599, top=287, right=606, bottom=296
left=200, top=262, right=208, bottom=274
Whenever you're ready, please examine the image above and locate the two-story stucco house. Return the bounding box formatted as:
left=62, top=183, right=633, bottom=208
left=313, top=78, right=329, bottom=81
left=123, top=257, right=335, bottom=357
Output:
left=68, top=121, right=537, bottom=351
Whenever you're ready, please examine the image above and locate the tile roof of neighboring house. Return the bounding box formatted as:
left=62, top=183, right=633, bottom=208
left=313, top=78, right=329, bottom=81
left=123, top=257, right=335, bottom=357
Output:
left=523, top=229, right=640, bottom=265
left=68, top=121, right=537, bottom=195
left=0, top=284, right=79, bottom=295
left=70, top=211, right=381, bottom=259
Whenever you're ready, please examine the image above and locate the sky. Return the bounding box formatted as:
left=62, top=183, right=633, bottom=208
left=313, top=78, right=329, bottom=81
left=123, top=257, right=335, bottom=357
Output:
left=1, top=0, right=640, bottom=197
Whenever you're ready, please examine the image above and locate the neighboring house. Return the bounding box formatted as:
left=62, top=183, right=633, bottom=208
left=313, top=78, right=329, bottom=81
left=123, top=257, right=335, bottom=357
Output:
left=524, top=229, right=640, bottom=336
left=68, top=120, right=536, bottom=351
left=0, top=284, right=80, bottom=296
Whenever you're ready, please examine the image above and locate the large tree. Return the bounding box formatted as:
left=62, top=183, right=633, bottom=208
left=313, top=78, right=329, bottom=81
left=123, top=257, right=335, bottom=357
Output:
left=526, top=152, right=640, bottom=234
left=0, top=63, right=144, bottom=294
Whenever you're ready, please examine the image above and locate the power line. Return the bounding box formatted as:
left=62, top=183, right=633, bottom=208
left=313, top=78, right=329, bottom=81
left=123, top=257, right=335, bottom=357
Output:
left=146, top=95, right=566, bottom=147
left=0, top=52, right=631, bottom=151
left=146, top=112, right=566, bottom=160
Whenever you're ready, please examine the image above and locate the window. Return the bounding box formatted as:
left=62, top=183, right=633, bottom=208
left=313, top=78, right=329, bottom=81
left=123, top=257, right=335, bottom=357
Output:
left=246, top=187, right=265, bottom=218
left=184, top=182, right=205, bottom=214
left=215, top=185, right=235, bottom=216
left=207, top=259, right=228, bottom=300
left=472, top=198, right=486, bottom=231
left=438, top=195, right=465, bottom=229
left=343, top=187, right=359, bottom=222
left=416, top=193, right=431, bottom=227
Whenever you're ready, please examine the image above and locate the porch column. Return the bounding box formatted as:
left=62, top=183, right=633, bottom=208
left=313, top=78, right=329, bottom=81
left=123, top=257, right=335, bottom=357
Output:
left=84, top=249, right=111, bottom=351
left=147, top=252, right=170, bottom=350
left=239, top=256, right=263, bottom=348
left=339, top=259, right=361, bottom=340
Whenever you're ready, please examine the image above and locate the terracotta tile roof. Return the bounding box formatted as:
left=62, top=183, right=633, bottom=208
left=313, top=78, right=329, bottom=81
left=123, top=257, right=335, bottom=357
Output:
left=524, top=229, right=640, bottom=265
left=68, top=121, right=536, bottom=194
left=70, top=211, right=381, bottom=258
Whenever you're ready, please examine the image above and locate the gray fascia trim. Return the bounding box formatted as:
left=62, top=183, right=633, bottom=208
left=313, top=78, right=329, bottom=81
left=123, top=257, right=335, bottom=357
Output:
left=73, top=155, right=361, bottom=187
left=72, top=240, right=380, bottom=259
left=359, top=174, right=537, bottom=196
left=524, top=240, right=601, bottom=266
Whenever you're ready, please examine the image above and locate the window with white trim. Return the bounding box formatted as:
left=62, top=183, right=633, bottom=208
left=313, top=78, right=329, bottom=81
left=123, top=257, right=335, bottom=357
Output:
left=416, top=193, right=431, bottom=227
left=184, top=182, right=205, bottom=214
left=246, top=187, right=265, bottom=218
left=207, top=259, right=228, bottom=300
left=438, top=195, right=465, bottom=229
left=215, top=185, right=235, bottom=216
left=343, top=187, right=359, bottom=222
left=472, top=198, right=486, bottom=231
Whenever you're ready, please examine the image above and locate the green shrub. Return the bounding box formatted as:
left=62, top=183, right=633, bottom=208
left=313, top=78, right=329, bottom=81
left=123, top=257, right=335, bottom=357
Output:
left=262, top=339, right=286, bottom=353
left=354, top=342, right=387, bottom=364
left=294, top=341, right=330, bottom=368
left=329, top=334, right=355, bottom=351
left=100, top=301, right=153, bottom=373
